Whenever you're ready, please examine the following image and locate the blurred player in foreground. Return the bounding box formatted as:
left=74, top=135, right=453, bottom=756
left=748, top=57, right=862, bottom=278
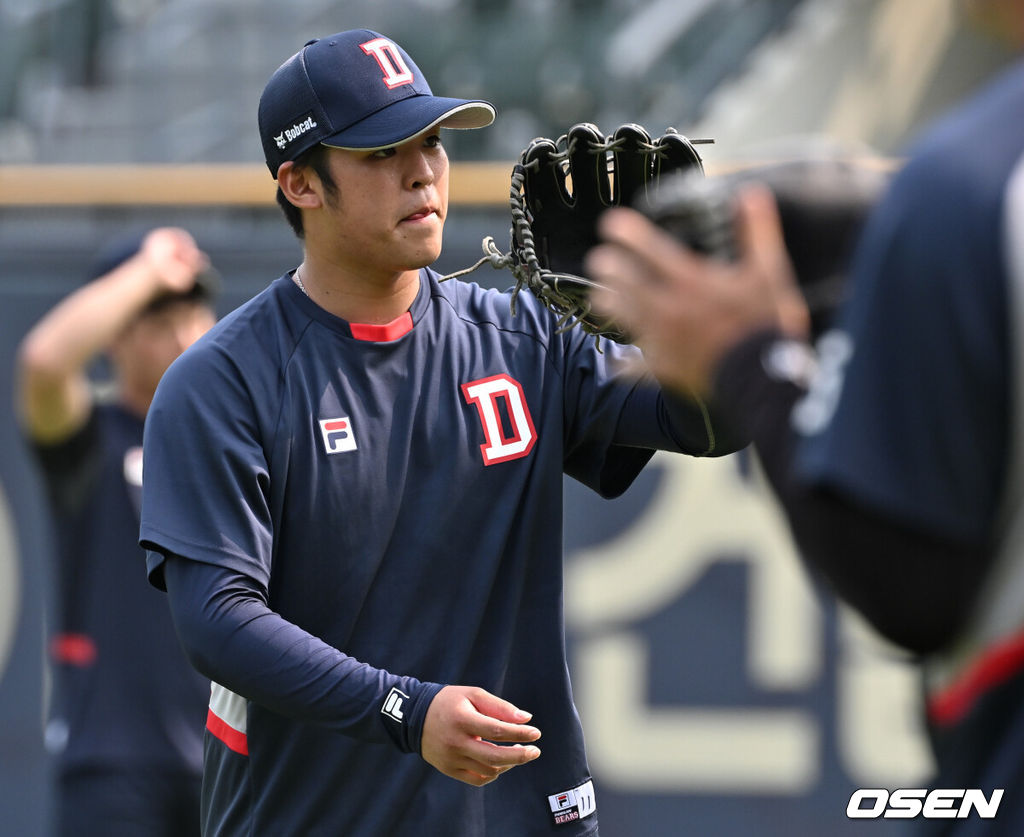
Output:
left=16, top=228, right=218, bottom=836
left=137, top=28, right=744, bottom=837
left=587, top=0, right=1024, bottom=831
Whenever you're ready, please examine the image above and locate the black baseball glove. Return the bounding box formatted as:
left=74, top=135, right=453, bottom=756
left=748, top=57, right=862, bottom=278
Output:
left=506, top=122, right=707, bottom=342
left=642, top=153, right=891, bottom=340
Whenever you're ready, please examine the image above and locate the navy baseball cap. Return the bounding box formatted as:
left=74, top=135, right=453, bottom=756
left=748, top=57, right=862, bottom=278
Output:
left=258, top=30, right=496, bottom=176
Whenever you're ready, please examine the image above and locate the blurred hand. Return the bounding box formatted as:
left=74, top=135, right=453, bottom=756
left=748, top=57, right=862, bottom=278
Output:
left=421, top=685, right=541, bottom=786
left=586, top=185, right=809, bottom=398
left=137, top=227, right=210, bottom=295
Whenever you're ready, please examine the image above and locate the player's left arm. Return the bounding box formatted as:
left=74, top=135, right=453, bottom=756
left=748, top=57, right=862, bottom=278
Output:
left=616, top=380, right=750, bottom=457
left=558, top=327, right=747, bottom=500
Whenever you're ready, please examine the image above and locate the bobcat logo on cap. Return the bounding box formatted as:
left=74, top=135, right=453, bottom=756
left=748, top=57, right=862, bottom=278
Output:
left=275, top=113, right=319, bottom=150
left=360, top=37, right=414, bottom=89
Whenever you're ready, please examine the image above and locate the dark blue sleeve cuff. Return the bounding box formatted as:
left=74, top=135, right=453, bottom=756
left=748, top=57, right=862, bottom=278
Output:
left=380, top=681, right=446, bottom=756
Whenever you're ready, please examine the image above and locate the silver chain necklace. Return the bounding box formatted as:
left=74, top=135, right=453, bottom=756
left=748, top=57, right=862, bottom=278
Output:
left=293, top=269, right=309, bottom=296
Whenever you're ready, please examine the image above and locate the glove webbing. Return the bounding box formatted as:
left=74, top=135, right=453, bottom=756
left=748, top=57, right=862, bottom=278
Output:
left=443, top=130, right=682, bottom=343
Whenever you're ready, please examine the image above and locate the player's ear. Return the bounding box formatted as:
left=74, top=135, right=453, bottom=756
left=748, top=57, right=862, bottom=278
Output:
left=277, top=160, right=324, bottom=211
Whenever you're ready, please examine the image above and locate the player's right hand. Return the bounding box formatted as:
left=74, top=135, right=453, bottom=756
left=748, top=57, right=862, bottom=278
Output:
left=137, top=227, right=210, bottom=296
left=588, top=187, right=807, bottom=398
left=421, top=685, right=542, bottom=787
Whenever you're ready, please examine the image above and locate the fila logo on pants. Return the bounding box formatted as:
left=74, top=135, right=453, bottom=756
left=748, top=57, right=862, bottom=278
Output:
left=462, top=374, right=536, bottom=465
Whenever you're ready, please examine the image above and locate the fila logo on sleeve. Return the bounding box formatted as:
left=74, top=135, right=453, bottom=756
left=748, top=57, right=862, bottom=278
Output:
left=462, top=374, right=537, bottom=465
left=381, top=687, right=409, bottom=723
left=319, top=416, right=358, bottom=454
left=360, top=38, right=414, bottom=89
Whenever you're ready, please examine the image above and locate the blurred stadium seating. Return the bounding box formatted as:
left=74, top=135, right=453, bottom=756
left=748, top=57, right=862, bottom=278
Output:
left=0, top=0, right=1015, bottom=168
left=0, top=0, right=838, bottom=165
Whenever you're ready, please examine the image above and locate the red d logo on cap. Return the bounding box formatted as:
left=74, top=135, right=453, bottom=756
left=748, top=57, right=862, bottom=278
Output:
left=360, top=38, right=415, bottom=90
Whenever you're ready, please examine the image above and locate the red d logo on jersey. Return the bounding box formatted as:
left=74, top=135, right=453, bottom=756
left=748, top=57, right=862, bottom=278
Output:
left=462, top=374, right=537, bottom=465
left=360, top=38, right=414, bottom=90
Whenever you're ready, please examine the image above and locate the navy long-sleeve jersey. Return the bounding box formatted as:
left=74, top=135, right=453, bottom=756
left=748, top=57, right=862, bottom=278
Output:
left=712, top=59, right=1024, bottom=834
left=793, top=59, right=1024, bottom=827
left=140, top=269, right=737, bottom=836
left=34, top=403, right=208, bottom=777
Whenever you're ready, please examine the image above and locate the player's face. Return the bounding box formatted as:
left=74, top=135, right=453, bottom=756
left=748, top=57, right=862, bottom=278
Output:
left=112, top=299, right=216, bottom=401
left=317, top=132, right=449, bottom=277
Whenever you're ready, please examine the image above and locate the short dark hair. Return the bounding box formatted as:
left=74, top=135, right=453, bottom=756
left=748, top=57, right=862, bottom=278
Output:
left=276, top=143, right=339, bottom=238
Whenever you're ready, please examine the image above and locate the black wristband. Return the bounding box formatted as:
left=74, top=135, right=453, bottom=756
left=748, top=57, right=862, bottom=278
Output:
left=711, top=329, right=813, bottom=447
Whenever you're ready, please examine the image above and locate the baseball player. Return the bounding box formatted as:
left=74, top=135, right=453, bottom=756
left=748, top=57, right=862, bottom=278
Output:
left=586, top=0, right=1024, bottom=831
left=16, top=228, right=218, bottom=836
left=138, top=29, right=745, bottom=837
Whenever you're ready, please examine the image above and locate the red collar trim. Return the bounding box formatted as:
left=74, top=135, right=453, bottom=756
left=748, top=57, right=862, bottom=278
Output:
left=349, top=312, right=414, bottom=342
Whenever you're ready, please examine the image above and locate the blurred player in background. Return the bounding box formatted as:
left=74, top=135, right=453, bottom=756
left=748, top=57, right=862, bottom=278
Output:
left=137, top=28, right=745, bottom=837
left=587, top=0, right=1024, bottom=831
left=16, top=227, right=218, bottom=837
